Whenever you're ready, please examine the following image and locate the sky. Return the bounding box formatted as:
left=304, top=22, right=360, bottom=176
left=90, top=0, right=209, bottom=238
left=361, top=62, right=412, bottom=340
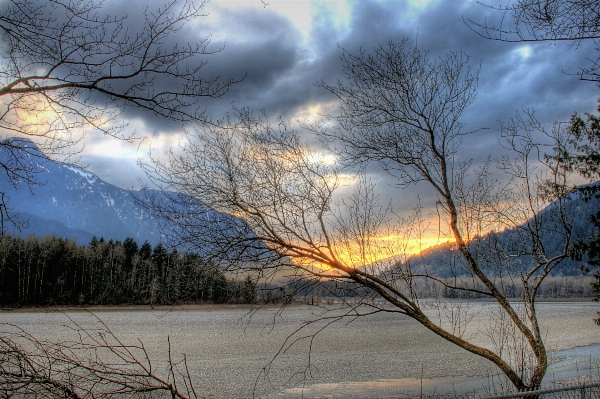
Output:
left=79, top=0, right=599, bottom=191
left=28, top=0, right=599, bottom=254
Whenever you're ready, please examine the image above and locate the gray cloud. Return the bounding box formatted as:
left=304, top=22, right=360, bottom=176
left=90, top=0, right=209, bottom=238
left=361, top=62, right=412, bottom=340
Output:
left=75, top=0, right=598, bottom=191
left=79, top=154, right=147, bottom=190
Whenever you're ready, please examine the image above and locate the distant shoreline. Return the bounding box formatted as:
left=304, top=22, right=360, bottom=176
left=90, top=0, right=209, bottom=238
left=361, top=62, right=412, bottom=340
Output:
left=0, top=297, right=594, bottom=313
left=0, top=303, right=261, bottom=313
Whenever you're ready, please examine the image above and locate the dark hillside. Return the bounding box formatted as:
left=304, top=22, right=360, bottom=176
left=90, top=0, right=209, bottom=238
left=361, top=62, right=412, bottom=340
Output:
left=406, top=184, right=600, bottom=277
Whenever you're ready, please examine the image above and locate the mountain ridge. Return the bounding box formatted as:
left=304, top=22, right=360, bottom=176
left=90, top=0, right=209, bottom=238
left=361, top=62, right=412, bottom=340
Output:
left=1, top=138, right=223, bottom=247
left=403, top=184, right=600, bottom=277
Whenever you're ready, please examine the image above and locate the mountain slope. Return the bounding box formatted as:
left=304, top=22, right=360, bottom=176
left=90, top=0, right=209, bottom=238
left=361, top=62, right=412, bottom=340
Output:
left=408, top=184, right=600, bottom=277
left=0, top=138, right=235, bottom=248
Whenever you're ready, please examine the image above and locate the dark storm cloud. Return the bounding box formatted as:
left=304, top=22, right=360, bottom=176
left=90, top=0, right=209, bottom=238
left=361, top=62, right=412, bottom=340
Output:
left=84, top=0, right=600, bottom=132
left=345, top=1, right=596, bottom=157
left=37, top=0, right=238, bottom=134
left=192, top=4, right=341, bottom=120
left=335, top=0, right=597, bottom=124
left=76, top=0, right=598, bottom=190
left=109, top=1, right=325, bottom=127
left=304, top=0, right=598, bottom=213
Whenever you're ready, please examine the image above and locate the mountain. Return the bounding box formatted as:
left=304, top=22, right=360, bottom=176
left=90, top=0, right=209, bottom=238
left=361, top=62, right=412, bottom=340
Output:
left=406, top=184, right=600, bottom=277
left=0, top=138, right=242, bottom=249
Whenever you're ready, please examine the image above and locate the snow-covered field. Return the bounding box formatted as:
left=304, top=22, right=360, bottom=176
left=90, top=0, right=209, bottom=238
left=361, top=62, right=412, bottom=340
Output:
left=2, top=302, right=599, bottom=398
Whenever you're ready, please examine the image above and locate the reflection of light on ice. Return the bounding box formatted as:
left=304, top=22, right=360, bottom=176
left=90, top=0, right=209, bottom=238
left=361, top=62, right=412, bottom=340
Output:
left=275, top=375, right=477, bottom=398
left=273, top=344, right=600, bottom=398
left=273, top=315, right=600, bottom=399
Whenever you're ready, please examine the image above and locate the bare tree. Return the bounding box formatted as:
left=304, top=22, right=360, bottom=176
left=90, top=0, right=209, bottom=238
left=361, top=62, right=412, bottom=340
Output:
left=0, top=0, right=238, bottom=234
left=465, top=0, right=600, bottom=81
left=315, top=42, right=578, bottom=391
left=467, top=0, right=600, bottom=324
left=144, top=42, right=578, bottom=393
left=0, top=315, right=201, bottom=398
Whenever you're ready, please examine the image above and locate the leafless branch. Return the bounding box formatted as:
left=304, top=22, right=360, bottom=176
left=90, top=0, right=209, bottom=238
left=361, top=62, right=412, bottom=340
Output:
left=0, top=313, right=201, bottom=398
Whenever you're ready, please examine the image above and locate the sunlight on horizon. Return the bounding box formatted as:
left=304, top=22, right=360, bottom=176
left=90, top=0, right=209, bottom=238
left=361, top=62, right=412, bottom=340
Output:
left=321, top=234, right=453, bottom=270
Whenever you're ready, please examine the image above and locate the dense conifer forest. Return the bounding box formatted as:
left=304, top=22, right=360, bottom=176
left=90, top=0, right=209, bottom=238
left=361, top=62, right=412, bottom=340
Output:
left=0, top=231, right=595, bottom=308
left=0, top=235, right=257, bottom=306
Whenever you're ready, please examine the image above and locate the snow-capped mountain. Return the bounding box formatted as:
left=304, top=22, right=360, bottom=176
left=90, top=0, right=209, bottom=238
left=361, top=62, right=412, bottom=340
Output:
left=0, top=138, right=224, bottom=247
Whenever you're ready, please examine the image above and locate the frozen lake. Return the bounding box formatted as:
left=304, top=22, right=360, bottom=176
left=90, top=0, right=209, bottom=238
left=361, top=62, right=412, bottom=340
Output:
left=1, top=302, right=599, bottom=398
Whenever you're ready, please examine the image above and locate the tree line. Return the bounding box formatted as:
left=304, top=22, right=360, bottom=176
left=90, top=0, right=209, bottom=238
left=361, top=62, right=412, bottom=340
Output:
left=0, top=235, right=256, bottom=307
left=287, top=275, right=595, bottom=304
left=3, top=231, right=591, bottom=309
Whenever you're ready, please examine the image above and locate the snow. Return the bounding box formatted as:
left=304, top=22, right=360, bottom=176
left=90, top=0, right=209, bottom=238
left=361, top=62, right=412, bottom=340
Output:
left=100, top=192, right=115, bottom=207
left=66, top=166, right=97, bottom=184
left=36, top=163, right=48, bottom=172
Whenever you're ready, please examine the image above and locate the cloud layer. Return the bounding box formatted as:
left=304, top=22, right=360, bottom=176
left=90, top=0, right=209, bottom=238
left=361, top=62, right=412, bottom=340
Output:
left=78, top=0, right=598, bottom=203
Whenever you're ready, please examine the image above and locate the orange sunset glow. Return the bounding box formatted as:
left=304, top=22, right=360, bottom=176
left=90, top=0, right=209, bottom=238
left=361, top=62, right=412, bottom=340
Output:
left=320, top=233, right=454, bottom=270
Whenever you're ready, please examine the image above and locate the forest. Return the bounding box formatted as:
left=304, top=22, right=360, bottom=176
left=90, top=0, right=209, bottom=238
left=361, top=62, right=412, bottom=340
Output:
left=0, top=233, right=595, bottom=308
left=0, top=234, right=257, bottom=306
